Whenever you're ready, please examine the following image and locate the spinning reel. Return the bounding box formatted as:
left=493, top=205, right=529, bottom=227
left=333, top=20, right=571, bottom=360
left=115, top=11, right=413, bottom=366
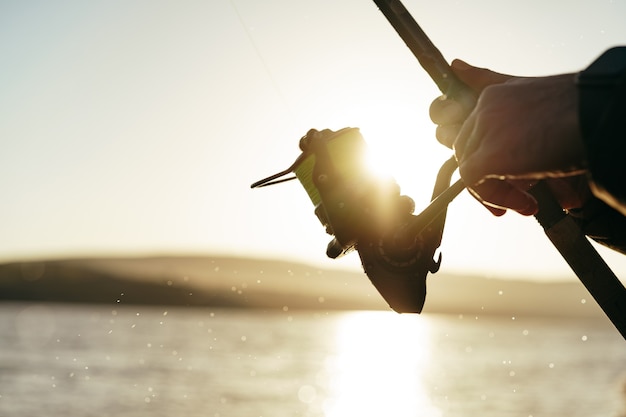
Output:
left=252, top=127, right=463, bottom=313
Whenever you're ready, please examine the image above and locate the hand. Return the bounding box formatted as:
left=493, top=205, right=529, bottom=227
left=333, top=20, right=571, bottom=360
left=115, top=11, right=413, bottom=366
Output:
left=429, top=60, right=588, bottom=216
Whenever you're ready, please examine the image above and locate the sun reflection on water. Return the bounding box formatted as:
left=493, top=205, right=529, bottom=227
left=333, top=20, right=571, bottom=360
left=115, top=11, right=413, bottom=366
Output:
left=323, top=311, right=442, bottom=417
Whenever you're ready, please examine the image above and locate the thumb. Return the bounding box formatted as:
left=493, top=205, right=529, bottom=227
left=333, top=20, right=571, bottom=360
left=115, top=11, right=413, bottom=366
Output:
left=451, top=59, right=513, bottom=92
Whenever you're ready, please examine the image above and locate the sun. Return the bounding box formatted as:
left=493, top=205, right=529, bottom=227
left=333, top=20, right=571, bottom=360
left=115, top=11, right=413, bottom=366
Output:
left=355, top=106, right=454, bottom=210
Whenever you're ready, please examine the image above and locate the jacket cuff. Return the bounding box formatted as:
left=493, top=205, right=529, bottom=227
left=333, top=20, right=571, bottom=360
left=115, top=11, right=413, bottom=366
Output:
left=576, top=47, right=626, bottom=214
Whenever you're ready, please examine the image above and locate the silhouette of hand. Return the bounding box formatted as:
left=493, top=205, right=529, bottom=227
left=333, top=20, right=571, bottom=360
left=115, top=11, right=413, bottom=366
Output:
left=429, top=60, right=587, bottom=216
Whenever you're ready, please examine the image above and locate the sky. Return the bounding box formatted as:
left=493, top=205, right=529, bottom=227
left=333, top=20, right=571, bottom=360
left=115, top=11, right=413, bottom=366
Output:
left=2, top=0, right=626, bottom=281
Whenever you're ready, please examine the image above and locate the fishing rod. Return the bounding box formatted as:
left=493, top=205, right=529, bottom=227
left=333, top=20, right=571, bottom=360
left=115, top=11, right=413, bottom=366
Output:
left=252, top=0, right=626, bottom=337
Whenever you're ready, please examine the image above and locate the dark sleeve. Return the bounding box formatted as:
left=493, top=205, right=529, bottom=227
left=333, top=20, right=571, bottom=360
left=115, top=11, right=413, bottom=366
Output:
left=574, top=47, right=626, bottom=253
left=577, top=46, right=626, bottom=214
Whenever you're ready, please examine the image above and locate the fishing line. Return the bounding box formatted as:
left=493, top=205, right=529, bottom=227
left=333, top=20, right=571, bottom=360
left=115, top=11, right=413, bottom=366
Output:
left=228, top=0, right=295, bottom=118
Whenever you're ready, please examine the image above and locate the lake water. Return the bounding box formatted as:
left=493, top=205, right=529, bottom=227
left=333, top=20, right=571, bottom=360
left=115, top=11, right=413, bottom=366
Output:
left=0, top=302, right=624, bottom=417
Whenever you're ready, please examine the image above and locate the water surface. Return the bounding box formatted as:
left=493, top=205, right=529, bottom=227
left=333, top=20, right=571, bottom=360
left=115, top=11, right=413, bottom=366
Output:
left=0, top=303, right=624, bottom=417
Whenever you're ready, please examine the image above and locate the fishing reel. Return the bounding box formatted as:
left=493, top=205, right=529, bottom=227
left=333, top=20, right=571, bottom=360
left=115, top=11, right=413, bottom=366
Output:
left=252, top=127, right=459, bottom=313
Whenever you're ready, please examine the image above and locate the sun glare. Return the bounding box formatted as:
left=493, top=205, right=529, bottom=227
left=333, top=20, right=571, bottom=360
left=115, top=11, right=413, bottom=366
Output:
left=363, top=144, right=397, bottom=182
left=355, top=105, right=452, bottom=208
left=323, top=311, right=442, bottom=417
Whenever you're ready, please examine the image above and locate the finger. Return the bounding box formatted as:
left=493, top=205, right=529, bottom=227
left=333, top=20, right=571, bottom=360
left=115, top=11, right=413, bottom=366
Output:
left=429, top=96, right=467, bottom=125
left=456, top=131, right=481, bottom=165
left=546, top=176, right=590, bottom=210
left=452, top=112, right=478, bottom=162
left=466, top=187, right=507, bottom=216
left=435, top=124, right=461, bottom=148
left=467, top=178, right=539, bottom=216
left=451, top=59, right=514, bottom=92
left=485, top=205, right=507, bottom=216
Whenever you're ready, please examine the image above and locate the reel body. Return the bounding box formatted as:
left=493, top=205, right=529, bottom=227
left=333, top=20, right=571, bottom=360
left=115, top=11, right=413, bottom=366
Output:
left=252, top=127, right=456, bottom=313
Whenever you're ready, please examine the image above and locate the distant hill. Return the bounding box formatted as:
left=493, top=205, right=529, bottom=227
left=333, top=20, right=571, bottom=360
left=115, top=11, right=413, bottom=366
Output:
left=0, top=255, right=608, bottom=318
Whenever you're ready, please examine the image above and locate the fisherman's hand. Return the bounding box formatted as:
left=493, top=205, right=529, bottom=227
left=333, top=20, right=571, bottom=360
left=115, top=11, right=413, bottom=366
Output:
left=429, top=60, right=513, bottom=148
left=429, top=60, right=587, bottom=216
